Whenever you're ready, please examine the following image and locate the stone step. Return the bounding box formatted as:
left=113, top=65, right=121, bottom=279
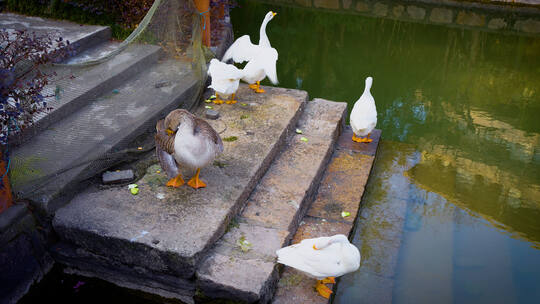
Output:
left=50, top=85, right=307, bottom=301
left=9, top=43, right=162, bottom=146
left=196, top=99, right=348, bottom=303
left=11, top=58, right=201, bottom=215
left=273, top=127, right=381, bottom=304
left=0, top=12, right=111, bottom=75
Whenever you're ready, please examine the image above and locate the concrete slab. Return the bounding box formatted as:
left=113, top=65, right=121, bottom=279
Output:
left=52, top=85, right=307, bottom=283
left=11, top=59, right=200, bottom=215
left=197, top=99, right=347, bottom=303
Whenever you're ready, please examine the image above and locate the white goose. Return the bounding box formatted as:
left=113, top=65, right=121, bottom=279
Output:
left=276, top=234, right=361, bottom=299
left=350, top=76, right=377, bottom=143
left=207, top=59, right=244, bottom=104
left=222, top=11, right=278, bottom=93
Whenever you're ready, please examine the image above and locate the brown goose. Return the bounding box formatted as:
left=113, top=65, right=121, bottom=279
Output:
left=155, top=109, right=224, bottom=189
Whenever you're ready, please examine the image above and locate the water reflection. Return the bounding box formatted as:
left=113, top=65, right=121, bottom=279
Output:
left=232, top=1, right=540, bottom=302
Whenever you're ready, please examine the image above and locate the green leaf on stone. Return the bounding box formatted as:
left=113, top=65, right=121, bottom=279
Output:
left=295, top=129, right=303, bottom=134
left=300, top=137, right=308, bottom=142
left=205, top=105, right=213, bottom=109
left=240, top=114, right=249, bottom=119
left=236, top=235, right=252, bottom=253
left=341, top=211, right=351, bottom=218
left=223, top=136, right=238, bottom=142
left=131, top=187, right=139, bottom=195
left=205, top=99, right=212, bottom=103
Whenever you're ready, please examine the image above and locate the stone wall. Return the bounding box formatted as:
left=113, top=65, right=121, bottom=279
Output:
left=255, top=0, right=540, bottom=35
left=0, top=204, right=54, bottom=304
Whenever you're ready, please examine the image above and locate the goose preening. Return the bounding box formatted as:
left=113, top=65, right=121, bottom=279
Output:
left=350, top=76, right=377, bottom=143
left=276, top=234, right=361, bottom=298
left=222, top=11, right=278, bottom=93
left=155, top=109, right=223, bottom=189
left=208, top=58, right=244, bottom=104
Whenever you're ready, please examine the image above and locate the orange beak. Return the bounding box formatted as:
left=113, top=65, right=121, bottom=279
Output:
left=272, top=12, right=277, bottom=17
left=166, top=128, right=174, bottom=136
left=313, top=245, right=318, bottom=250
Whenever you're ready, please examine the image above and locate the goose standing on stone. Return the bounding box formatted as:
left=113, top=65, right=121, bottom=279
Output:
left=222, top=11, right=278, bottom=93
left=208, top=59, right=244, bottom=104
left=350, top=76, right=377, bottom=143
left=155, top=109, right=223, bottom=189
left=276, top=234, right=361, bottom=299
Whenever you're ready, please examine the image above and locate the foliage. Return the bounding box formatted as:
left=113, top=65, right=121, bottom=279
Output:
left=6, top=0, right=155, bottom=39
left=0, top=29, right=72, bottom=147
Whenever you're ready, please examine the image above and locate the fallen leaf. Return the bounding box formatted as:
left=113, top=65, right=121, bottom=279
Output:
left=300, top=137, right=308, bottom=142
left=341, top=211, right=351, bottom=218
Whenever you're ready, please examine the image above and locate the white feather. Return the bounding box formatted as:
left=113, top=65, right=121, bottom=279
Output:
left=207, top=59, right=244, bottom=98
left=276, top=234, right=361, bottom=280
left=350, top=77, right=377, bottom=137
left=241, top=47, right=279, bottom=85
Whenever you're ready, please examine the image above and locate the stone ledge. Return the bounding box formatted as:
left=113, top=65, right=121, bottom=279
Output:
left=52, top=85, right=307, bottom=283
left=196, top=99, right=347, bottom=303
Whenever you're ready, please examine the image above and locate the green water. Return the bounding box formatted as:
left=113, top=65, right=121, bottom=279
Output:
left=232, top=1, right=540, bottom=303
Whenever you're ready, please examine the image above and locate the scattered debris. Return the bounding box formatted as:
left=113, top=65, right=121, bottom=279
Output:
left=223, top=136, right=238, bottom=142
left=154, top=81, right=172, bottom=88
left=295, top=128, right=303, bottom=134
left=236, top=235, right=252, bottom=253
left=206, top=109, right=220, bottom=120
left=128, top=184, right=139, bottom=195
left=156, top=193, right=165, bottom=200
left=240, top=114, right=249, bottom=119
left=112, top=89, right=119, bottom=94
left=341, top=211, right=351, bottom=218
left=137, top=146, right=143, bottom=150
left=241, top=103, right=247, bottom=106
left=102, top=170, right=134, bottom=184
left=300, top=136, right=308, bottom=142
left=205, top=105, right=213, bottom=109
left=213, top=160, right=227, bottom=168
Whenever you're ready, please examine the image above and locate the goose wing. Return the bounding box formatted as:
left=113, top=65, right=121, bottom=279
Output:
left=258, top=47, right=279, bottom=85
left=155, top=119, right=179, bottom=178
left=276, top=242, right=344, bottom=278
left=222, top=35, right=259, bottom=64
left=193, top=117, right=224, bottom=154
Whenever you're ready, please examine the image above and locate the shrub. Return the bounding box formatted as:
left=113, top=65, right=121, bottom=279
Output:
left=0, top=29, right=72, bottom=147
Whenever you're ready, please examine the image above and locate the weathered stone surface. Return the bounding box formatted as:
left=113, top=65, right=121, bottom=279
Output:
left=337, top=126, right=381, bottom=156
left=241, top=136, right=334, bottom=231
left=1, top=221, right=54, bottom=304
left=456, top=11, right=486, bottom=27
left=198, top=253, right=278, bottom=303
left=342, top=0, right=352, bottom=9
left=51, top=242, right=195, bottom=303
left=356, top=1, right=369, bottom=12
left=430, top=8, right=453, bottom=24
left=514, top=18, right=540, bottom=33
left=392, top=5, right=405, bottom=18
left=314, top=0, right=340, bottom=9
left=373, top=3, right=388, bottom=17
left=488, top=18, right=507, bottom=30
left=307, top=151, right=375, bottom=224
left=53, top=85, right=307, bottom=280
left=102, top=170, right=134, bottom=184
left=12, top=58, right=198, bottom=215
left=407, top=6, right=426, bottom=20
left=197, top=99, right=346, bottom=303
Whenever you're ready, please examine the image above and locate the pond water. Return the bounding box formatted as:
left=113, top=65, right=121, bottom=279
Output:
left=232, top=1, right=540, bottom=303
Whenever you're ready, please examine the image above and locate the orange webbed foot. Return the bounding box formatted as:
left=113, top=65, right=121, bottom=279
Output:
left=166, top=174, right=185, bottom=188
left=315, top=280, right=333, bottom=299
left=187, top=168, right=206, bottom=189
